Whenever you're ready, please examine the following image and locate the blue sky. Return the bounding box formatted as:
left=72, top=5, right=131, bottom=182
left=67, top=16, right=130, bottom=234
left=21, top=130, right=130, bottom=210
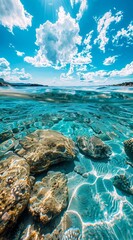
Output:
left=0, top=0, right=133, bottom=85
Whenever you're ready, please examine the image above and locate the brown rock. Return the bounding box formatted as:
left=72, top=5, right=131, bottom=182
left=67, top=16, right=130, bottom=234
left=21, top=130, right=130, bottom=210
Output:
left=29, top=171, right=68, bottom=225
left=16, top=130, right=76, bottom=173
left=124, top=138, right=133, bottom=161
left=20, top=212, right=81, bottom=240
left=0, top=155, right=31, bottom=235
left=113, top=174, right=133, bottom=195
left=0, top=131, right=13, bottom=144
left=77, top=136, right=112, bottom=159
left=43, top=213, right=81, bottom=239
left=0, top=138, right=18, bottom=157
left=20, top=225, right=44, bottom=240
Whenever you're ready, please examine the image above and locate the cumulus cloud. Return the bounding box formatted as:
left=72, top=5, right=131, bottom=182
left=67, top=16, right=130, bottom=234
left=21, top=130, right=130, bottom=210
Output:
left=16, top=50, right=25, bottom=57
left=72, top=51, right=92, bottom=65
left=70, top=0, right=88, bottom=20
left=94, top=10, right=123, bottom=52
left=0, top=0, right=32, bottom=32
left=103, top=56, right=117, bottom=66
left=0, top=58, right=32, bottom=82
left=12, top=68, right=32, bottom=80
left=72, top=30, right=93, bottom=66
left=60, top=30, right=93, bottom=77
left=24, top=7, right=82, bottom=69
left=113, top=21, right=133, bottom=46
left=79, top=61, right=133, bottom=83
left=0, top=58, right=10, bottom=71
left=75, top=30, right=93, bottom=64
left=80, top=70, right=109, bottom=81
left=110, top=61, right=133, bottom=77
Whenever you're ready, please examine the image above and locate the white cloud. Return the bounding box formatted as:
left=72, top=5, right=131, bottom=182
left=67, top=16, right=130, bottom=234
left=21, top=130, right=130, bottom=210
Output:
left=0, top=58, right=10, bottom=71
left=9, top=43, right=15, bottom=49
left=16, top=50, right=25, bottom=57
left=9, top=44, right=25, bottom=57
left=0, top=0, right=32, bottom=32
left=59, top=30, right=93, bottom=78
left=80, top=70, right=109, bottom=81
left=0, top=58, right=32, bottom=82
left=12, top=68, right=32, bottom=81
left=79, top=61, right=133, bottom=83
left=71, top=31, right=93, bottom=66
left=113, top=21, right=133, bottom=46
left=94, top=10, right=123, bottom=52
left=72, top=49, right=92, bottom=65
left=70, top=0, right=88, bottom=20
left=24, top=7, right=82, bottom=69
left=73, top=30, right=93, bottom=65
left=70, top=0, right=75, bottom=8
left=110, top=61, right=133, bottom=77
left=103, top=56, right=117, bottom=66
left=76, top=65, right=87, bottom=72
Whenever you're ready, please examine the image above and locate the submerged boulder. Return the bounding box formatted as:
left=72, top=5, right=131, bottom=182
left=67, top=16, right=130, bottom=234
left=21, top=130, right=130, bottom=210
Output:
left=0, top=138, right=18, bottom=157
left=45, top=228, right=81, bottom=240
left=16, top=130, right=76, bottom=173
left=29, top=171, right=68, bottom=224
left=77, top=136, right=112, bottom=159
left=20, top=225, right=44, bottom=240
left=43, top=212, right=81, bottom=239
left=113, top=174, right=133, bottom=195
left=0, top=155, right=31, bottom=235
left=0, top=130, right=13, bottom=144
left=62, top=228, right=81, bottom=240
left=124, top=138, right=133, bottom=161
left=20, top=212, right=81, bottom=240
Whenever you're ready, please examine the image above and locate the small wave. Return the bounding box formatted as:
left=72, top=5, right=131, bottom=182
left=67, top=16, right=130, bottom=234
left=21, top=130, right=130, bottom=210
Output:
left=0, top=86, right=133, bottom=104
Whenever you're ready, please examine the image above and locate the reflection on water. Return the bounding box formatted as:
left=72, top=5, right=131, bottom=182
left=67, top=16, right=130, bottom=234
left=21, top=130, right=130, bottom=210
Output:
left=0, top=86, right=133, bottom=239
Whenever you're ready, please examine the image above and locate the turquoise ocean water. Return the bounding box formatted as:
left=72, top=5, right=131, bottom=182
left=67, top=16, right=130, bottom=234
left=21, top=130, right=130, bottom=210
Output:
left=0, top=86, right=133, bottom=239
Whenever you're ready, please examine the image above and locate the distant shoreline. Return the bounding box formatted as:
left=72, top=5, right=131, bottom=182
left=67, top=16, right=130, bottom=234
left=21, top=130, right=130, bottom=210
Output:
left=111, top=82, right=133, bottom=87
left=0, top=78, right=48, bottom=87
left=0, top=78, right=133, bottom=87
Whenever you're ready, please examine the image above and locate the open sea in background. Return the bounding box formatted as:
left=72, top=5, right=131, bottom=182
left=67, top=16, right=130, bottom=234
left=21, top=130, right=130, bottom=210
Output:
left=0, top=85, right=133, bottom=239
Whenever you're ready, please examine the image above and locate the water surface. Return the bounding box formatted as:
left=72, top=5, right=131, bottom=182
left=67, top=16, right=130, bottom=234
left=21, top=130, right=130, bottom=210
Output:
left=0, top=86, right=133, bottom=239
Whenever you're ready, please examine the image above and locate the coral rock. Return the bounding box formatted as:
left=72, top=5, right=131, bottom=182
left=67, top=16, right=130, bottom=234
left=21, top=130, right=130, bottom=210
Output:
left=29, top=171, right=68, bottom=224
left=124, top=138, right=133, bottom=161
left=20, top=225, right=44, bottom=240
left=43, top=213, right=81, bottom=239
left=62, top=228, right=81, bottom=240
left=113, top=174, right=133, bottom=195
left=16, top=130, right=76, bottom=173
left=0, top=138, right=18, bottom=157
left=0, top=155, right=31, bottom=235
left=0, top=130, right=13, bottom=144
left=77, top=136, right=112, bottom=159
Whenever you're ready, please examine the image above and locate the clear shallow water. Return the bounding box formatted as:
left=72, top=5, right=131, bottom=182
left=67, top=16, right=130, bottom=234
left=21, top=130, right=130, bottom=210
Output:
left=0, top=86, right=133, bottom=239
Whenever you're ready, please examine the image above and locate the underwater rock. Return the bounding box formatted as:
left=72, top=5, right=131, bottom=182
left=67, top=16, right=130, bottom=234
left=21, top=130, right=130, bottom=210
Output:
left=0, top=130, right=13, bottom=144
left=43, top=212, right=81, bottom=239
left=62, top=228, right=81, bottom=240
left=124, top=138, right=133, bottom=161
left=29, top=171, right=68, bottom=224
left=113, top=174, right=133, bottom=195
left=77, top=136, right=112, bottom=159
left=0, top=155, right=31, bottom=235
left=20, top=225, right=44, bottom=240
left=74, top=165, right=87, bottom=177
left=16, top=130, right=76, bottom=173
left=0, top=138, right=18, bottom=157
